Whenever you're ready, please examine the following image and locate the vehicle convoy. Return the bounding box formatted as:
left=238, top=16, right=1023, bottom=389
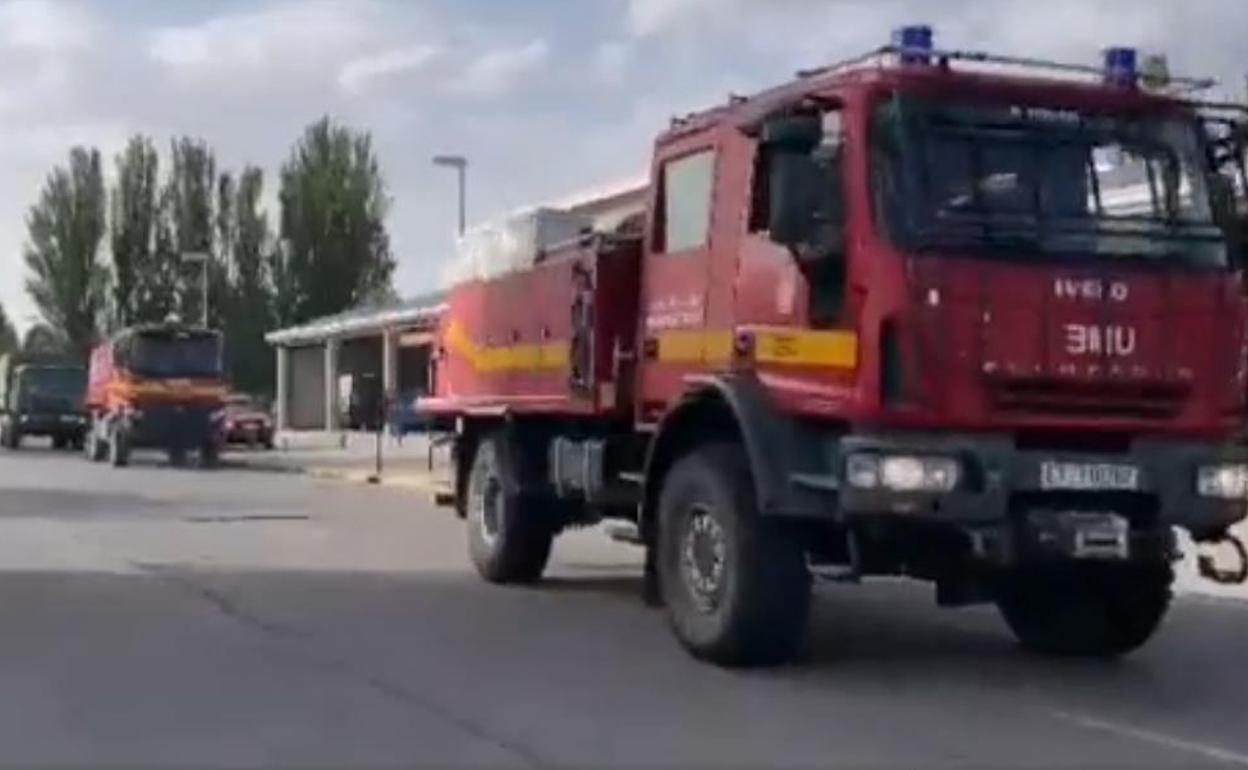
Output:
left=84, top=323, right=227, bottom=468
left=422, top=30, right=1248, bottom=667
left=0, top=355, right=87, bottom=450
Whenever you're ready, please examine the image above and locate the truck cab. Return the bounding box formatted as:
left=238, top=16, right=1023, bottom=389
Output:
left=0, top=358, right=87, bottom=450
left=84, top=324, right=227, bottom=468
left=429, top=32, right=1248, bottom=667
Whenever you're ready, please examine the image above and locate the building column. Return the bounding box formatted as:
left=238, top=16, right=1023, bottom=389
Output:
left=275, top=345, right=289, bottom=432
left=382, top=329, right=398, bottom=398
left=324, top=338, right=340, bottom=433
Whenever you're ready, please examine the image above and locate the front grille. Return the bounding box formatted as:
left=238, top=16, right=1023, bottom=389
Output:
left=990, top=379, right=1186, bottom=420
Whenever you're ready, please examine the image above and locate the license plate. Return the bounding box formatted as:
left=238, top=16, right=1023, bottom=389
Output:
left=1040, top=462, right=1139, bottom=491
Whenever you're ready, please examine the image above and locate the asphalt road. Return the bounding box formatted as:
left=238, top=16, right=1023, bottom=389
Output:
left=2, top=441, right=1248, bottom=768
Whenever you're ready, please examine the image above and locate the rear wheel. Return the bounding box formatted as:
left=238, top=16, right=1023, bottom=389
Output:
left=657, top=442, right=811, bottom=667
left=996, top=563, right=1172, bottom=658
left=2, top=420, right=20, bottom=450
left=199, top=441, right=220, bottom=469
left=466, top=435, right=554, bottom=584
left=109, top=424, right=130, bottom=468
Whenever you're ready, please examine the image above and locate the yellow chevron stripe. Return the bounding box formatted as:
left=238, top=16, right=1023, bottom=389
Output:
left=445, top=320, right=569, bottom=373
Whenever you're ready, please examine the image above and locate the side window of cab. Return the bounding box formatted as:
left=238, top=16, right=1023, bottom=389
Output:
left=655, top=149, right=716, bottom=254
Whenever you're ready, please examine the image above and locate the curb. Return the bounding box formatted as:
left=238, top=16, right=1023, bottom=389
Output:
left=304, top=466, right=445, bottom=494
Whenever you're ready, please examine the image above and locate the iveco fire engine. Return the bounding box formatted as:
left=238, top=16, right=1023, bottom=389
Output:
left=423, top=29, right=1248, bottom=667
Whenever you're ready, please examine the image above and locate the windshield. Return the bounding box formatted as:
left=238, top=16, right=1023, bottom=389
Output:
left=19, top=366, right=85, bottom=397
left=872, top=96, right=1227, bottom=267
left=126, top=332, right=222, bottom=379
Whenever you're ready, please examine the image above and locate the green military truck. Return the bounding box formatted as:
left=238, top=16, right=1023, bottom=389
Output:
left=0, top=354, right=88, bottom=450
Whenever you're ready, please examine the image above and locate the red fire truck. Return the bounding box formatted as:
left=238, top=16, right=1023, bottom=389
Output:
left=423, top=30, right=1248, bottom=667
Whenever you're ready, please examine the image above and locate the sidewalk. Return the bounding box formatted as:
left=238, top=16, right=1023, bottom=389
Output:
left=230, top=430, right=450, bottom=494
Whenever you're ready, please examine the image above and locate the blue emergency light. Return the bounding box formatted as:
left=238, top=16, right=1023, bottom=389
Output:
left=1103, top=47, right=1138, bottom=87
left=892, top=25, right=933, bottom=65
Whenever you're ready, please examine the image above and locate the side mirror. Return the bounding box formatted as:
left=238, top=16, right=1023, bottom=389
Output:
left=761, top=113, right=823, bottom=151
left=760, top=111, right=845, bottom=261
left=768, top=151, right=823, bottom=249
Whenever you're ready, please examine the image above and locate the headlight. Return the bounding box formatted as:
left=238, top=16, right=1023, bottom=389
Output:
left=1197, top=464, right=1248, bottom=499
left=846, top=453, right=960, bottom=493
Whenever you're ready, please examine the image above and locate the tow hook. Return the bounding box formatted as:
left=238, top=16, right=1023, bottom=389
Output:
left=1196, top=532, right=1248, bottom=585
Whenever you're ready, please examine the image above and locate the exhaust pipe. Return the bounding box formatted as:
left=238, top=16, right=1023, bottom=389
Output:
left=1196, top=532, right=1248, bottom=585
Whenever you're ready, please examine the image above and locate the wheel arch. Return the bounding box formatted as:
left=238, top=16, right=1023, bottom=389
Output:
left=639, top=375, right=805, bottom=544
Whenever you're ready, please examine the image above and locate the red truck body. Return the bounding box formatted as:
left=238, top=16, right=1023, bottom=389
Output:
left=423, top=38, right=1248, bottom=667
left=429, top=68, right=1245, bottom=437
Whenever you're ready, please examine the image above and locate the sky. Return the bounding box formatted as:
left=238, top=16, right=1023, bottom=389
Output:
left=0, top=0, right=1245, bottom=331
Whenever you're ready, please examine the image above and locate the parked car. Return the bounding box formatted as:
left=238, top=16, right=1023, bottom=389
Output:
left=221, top=393, right=274, bottom=449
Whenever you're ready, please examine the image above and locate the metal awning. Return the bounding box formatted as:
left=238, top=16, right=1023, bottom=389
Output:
left=265, top=293, right=446, bottom=346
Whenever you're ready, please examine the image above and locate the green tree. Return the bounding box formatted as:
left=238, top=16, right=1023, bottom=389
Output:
left=23, top=147, right=106, bottom=358
left=109, top=135, right=162, bottom=327
left=109, top=135, right=164, bottom=326
left=163, top=137, right=228, bottom=328
left=21, top=323, right=66, bottom=357
left=275, top=116, right=394, bottom=326
left=0, top=302, right=18, bottom=356
left=224, top=167, right=276, bottom=394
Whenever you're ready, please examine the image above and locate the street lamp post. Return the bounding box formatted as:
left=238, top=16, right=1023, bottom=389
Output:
left=432, top=155, right=468, bottom=235
left=183, top=252, right=210, bottom=328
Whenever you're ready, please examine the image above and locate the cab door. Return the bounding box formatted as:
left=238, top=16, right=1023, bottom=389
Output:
left=637, top=134, right=721, bottom=421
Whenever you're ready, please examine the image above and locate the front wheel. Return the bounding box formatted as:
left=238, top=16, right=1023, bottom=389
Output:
left=465, top=435, right=554, bottom=584
left=1, top=420, right=20, bottom=450
left=85, top=421, right=106, bottom=463
left=657, top=442, right=811, bottom=667
left=109, top=425, right=130, bottom=468
left=198, top=441, right=220, bottom=469
left=996, top=563, right=1172, bottom=658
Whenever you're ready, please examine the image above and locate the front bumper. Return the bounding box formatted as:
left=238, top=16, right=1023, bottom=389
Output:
left=18, top=413, right=87, bottom=436
left=789, top=432, right=1247, bottom=543
left=129, top=404, right=220, bottom=449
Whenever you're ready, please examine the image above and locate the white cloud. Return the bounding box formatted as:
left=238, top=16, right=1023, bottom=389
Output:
left=626, top=0, right=716, bottom=37
left=146, top=1, right=373, bottom=76
left=445, top=38, right=549, bottom=98
left=0, top=0, right=94, bottom=51
left=338, top=45, right=441, bottom=93
left=593, top=41, right=632, bottom=84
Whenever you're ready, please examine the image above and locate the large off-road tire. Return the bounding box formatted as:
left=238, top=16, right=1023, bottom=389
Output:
left=85, top=421, right=104, bottom=462
left=465, top=435, right=554, bottom=584
left=198, top=441, right=220, bottom=469
left=1, top=420, right=20, bottom=450
left=996, top=563, right=1172, bottom=658
left=109, top=424, right=131, bottom=468
left=657, top=442, right=812, bottom=667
